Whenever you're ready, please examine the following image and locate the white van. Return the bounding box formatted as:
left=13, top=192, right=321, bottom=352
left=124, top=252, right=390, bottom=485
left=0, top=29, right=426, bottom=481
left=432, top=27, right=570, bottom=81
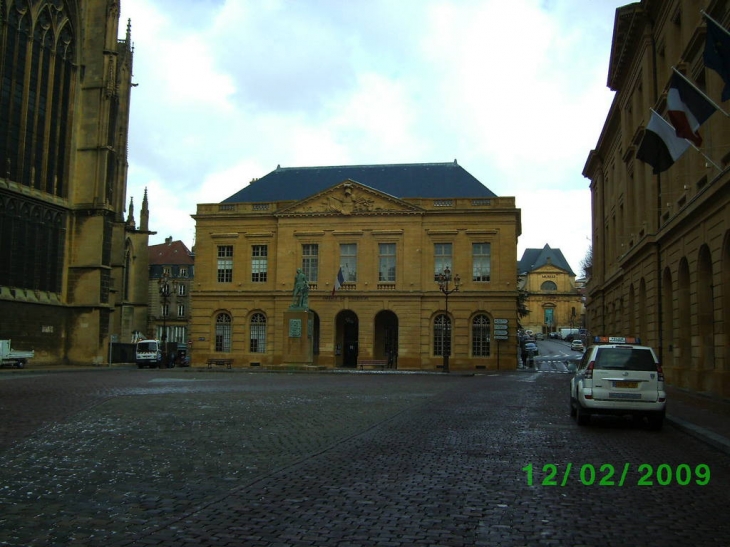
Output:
left=135, top=339, right=162, bottom=369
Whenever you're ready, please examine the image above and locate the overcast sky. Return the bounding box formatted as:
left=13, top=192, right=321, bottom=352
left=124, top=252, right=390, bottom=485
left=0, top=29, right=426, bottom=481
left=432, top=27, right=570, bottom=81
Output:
left=120, top=0, right=627, bottom=276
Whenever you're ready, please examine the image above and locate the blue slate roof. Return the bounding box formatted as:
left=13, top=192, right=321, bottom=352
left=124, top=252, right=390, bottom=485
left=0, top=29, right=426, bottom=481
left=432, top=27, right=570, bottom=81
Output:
left=222, top=161, right=498, bottom=203
left=518, top=244, right=576, bottom=276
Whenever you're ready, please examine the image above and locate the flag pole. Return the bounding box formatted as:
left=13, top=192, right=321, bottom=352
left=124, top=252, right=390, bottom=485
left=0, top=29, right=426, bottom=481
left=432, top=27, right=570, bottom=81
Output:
left=701, top=10, right=730, bottom=38
left=671, top=66, right=729, bottom=116
left=650, top=109, right=723, bottom=171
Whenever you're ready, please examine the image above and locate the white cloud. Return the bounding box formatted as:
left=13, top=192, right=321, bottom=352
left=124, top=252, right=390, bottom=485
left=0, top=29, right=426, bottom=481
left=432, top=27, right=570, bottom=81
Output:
left=121, top=0, right=624, bottom=261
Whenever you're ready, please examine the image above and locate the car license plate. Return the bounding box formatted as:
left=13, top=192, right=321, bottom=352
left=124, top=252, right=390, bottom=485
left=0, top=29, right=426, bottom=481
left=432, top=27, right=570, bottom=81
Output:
left=609, top=392, right=642, bottom=400
left=612, top=381, right=638, bottom=388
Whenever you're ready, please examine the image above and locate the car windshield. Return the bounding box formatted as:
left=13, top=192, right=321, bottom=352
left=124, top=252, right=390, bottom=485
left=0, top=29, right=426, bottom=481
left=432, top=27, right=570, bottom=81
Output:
left=137, top=342, right=157, bottom=352
left=594, top=348, right=655, bottom=371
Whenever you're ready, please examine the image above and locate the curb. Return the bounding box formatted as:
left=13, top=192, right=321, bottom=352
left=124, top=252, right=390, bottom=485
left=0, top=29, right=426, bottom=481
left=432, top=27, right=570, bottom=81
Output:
left=666, top=415, right=730, bottom=456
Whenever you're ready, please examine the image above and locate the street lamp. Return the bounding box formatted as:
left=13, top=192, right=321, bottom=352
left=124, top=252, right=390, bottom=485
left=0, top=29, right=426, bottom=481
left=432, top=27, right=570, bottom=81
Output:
left=437, top=267, right=461, bottom=373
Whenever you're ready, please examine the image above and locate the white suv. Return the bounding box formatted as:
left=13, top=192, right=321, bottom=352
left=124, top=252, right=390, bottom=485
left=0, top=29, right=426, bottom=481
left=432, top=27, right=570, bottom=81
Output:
left=569, top=337, right=666, bottom=430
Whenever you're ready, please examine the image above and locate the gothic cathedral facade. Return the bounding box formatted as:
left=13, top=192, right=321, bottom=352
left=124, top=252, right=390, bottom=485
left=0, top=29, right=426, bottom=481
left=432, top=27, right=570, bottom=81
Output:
left=0, top=1, right=150, bottom=365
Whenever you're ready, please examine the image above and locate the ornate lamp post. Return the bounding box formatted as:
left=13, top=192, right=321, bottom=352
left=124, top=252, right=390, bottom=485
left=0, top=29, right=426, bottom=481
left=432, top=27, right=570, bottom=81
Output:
left=437, top=267, right=461, bottom=373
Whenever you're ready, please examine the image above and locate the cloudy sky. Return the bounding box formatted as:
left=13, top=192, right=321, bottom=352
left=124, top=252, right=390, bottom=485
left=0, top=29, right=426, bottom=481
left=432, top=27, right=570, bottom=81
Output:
left=120, top=0, right=627, bottom=276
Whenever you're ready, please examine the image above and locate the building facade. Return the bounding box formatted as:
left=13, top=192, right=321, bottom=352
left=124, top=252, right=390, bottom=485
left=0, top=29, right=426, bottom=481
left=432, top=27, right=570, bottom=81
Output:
left=518, top=245, right=585, bottom=336
left=191, top=162, right=521, bottom=371
left=583, top=1, right=730, bottom=396
left=0, top=1, right=150, bottom=365
left=148, top=237, right=194, bottom=345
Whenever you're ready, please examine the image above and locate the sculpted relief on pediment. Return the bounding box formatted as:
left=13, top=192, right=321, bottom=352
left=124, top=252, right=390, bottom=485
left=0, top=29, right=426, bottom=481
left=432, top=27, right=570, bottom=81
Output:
left=281, top=181, right=420, bottom=216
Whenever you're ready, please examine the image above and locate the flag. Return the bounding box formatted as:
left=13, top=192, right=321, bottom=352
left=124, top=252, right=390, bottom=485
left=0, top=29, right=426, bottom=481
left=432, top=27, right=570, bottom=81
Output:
left=331, top=267, right=345, bottom=296
left=667, top=71, right=717, bottom=146
left=704, top=13, right=730, bottom=101
left=636, top=111, right=691, bottom=174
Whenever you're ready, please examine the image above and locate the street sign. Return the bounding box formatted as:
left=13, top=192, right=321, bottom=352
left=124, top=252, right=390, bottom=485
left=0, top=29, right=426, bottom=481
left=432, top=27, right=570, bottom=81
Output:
left=494, top=318, right=509, bottom=325
left=494, top=335, right=509, bottom=340
left=494, top=329, right=509, bottom=335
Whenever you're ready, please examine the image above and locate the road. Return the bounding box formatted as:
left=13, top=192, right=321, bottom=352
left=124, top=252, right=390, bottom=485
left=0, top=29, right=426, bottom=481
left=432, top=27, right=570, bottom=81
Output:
left=0, top=368, right=728, bottom=546
left=524, top=338, right=583, bottom=373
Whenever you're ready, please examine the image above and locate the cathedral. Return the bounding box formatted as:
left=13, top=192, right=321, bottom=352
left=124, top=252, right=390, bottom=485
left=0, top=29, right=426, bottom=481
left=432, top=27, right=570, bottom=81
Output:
left=0, top=1, right=150, bottom=365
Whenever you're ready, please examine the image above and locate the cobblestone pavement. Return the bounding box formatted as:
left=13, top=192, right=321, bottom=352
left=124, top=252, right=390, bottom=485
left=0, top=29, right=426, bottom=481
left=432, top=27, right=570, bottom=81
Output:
left=0, top=368, right=729, bottom=546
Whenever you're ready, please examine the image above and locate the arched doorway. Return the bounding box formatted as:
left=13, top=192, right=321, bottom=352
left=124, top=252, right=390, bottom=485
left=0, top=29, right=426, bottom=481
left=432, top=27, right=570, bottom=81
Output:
left=374, top=310, right=399, bottom=368
left=336, top=310, right=359, bottom=367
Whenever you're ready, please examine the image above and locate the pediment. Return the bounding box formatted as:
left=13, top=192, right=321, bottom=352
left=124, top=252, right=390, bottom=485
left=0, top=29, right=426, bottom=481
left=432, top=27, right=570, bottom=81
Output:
left=275, top=180, right=424, bottom=216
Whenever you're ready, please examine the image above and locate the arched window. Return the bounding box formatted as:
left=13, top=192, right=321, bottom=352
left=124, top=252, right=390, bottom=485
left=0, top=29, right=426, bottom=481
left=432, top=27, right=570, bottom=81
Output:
left=215, top=313, right=232, bottom=352
left=1, top=2, right=76, bottom=195
left=433, top=314, right=451, bottom=356
left=249, top=313, right=266, bottom=353
left=472, top=314, right=491, bottom=357
left=540, top=281, right=557, bottom=291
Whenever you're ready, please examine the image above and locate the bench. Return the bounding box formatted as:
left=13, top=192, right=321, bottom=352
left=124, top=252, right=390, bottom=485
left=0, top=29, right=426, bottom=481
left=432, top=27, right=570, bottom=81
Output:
left=207, top=358, right=233, bottom=369
left=358, top=359, right=388, bottom=370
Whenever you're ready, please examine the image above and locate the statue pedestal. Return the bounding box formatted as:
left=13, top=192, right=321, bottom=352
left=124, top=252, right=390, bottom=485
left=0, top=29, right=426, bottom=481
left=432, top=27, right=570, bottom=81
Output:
left=283, top=310, right=313, bottom=365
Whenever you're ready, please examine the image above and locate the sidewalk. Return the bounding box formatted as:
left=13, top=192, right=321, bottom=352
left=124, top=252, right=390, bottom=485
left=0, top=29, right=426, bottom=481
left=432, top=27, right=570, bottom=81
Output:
left=664, top=384, right=730, bottom=455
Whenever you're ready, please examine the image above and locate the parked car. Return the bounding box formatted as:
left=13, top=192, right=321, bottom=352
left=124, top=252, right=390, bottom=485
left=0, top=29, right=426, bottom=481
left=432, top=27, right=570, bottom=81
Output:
left=535, top=333, right=544, bottom=340
left=523, top=342, right=539, bottom=355
left=569, top=336, right=666, bottom=430
left=570, top=340, right=585, bottom=352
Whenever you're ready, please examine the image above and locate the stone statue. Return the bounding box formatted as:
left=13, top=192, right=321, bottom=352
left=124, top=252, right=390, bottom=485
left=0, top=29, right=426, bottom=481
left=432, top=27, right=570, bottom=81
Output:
left=290, top=268, right=309, bottom=310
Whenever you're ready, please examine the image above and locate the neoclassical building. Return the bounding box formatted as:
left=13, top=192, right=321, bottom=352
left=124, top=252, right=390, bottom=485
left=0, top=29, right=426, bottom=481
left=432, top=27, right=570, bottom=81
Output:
left=190, top=162, right=522, bottom=371
left=583, top=1, right=730, bottom=396
left=0, top=1, right=151, bottom=365
left=518, top=245, right=584, bottom=336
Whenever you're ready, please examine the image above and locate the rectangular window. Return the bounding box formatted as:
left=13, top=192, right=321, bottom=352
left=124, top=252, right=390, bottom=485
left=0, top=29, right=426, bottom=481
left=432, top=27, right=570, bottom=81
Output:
left=340, top=243, right=357, bottom=282
left=472, top=243, right=491, bottom=282
left=251, top=245, right=268, bottom=282
left=434, top=243, right=452, bottom=280
left=250, top=323, right=266, bottom=353
left=161, top=304, right=169, bottom=317
left=178, top=304, right=185, bottom=317
left=179, top=267, right=187, bottom=277
left=302, top=244, right=319, bottom=282
left=378, top=243, right=396, bottom=282
left=178, top=284, right=186, bottom=296
left=217, top=245, right=233, bottom=283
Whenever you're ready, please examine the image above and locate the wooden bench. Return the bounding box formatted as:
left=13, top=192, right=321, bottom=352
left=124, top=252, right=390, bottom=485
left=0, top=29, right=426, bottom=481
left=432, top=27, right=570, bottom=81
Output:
left=358, top=359, right=388, bottom=370
left=207, top=358, right=233, bottom=369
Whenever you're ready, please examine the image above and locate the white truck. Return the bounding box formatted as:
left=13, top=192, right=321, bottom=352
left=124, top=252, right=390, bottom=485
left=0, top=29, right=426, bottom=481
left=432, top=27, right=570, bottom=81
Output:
left=0, top=339, right=34, bottom=368
left=559, top=328, right=581, bottom=340
left=135, top=339, right=163, bottom=369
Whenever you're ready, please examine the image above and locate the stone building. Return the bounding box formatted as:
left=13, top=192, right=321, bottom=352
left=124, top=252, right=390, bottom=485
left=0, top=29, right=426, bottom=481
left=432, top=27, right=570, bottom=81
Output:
left=583, top=1, right=730, bottom=396
left=148, top=238, right=194, bottom=345
left=0, top=1, right=150, bottom=365
left=190, top=162, right=521, bottom=371
left=518, top=245, right=584, bottom=336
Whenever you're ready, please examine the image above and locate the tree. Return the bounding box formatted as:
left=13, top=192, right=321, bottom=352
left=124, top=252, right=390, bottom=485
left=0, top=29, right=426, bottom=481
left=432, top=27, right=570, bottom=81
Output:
left=580, top=245, right=593, bottom=278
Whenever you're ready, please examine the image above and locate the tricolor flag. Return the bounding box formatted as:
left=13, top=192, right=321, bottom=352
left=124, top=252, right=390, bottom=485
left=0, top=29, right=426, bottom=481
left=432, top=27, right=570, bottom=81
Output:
left=332, top=267, right=345, bottom=296
left=667, top=71, right=717, bottom=146
left=636, top=111, right=691, bottom=175
left=704, top=12, right=730, bottom=101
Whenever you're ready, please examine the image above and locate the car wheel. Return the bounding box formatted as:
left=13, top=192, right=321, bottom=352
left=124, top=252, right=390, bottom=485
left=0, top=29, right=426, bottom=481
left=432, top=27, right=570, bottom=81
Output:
left=646, top=412, right=664, bottom=431
left=576, top=402, right=591, bottom=426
